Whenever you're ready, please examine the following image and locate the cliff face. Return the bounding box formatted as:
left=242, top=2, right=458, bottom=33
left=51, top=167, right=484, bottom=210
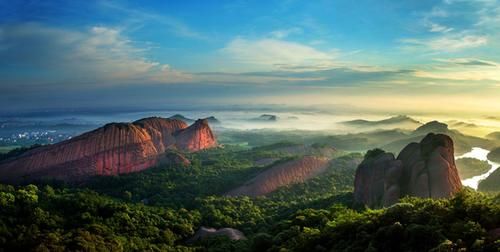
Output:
left=354, top=133, right=462, bottom=208
left=227, top=156, right=330, bottom=197
left=0, top=117, right=217, bottom=183
left=175, top=119, right=218, bottom=152
left=188, top=227, right=246, bottom=243
left=354, top=152, right=403, bottom=208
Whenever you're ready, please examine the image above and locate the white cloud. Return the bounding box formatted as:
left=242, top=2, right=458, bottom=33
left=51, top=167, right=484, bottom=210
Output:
left=401, top=34, right=487, bottom=52
left=220, top=38, right=338, bottom=71
left=0, top=23, right=192, bottom=84
left=414, top=58, right=500, bottom=81
left=99, top=1, right=208, bottom=40
left=428, top=23, right=454, bottom=33
left=269, top=27, right=303, bottom=39
left=434, top=58, right=499, bottom=66
left=476, top=5, right=500, bottom=29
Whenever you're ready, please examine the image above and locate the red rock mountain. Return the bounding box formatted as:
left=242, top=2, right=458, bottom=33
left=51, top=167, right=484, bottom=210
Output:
left=227, top=156, right=330, bottom=197
left=188, top=227, right=247, bottom=243
left=354, top=133, right=462, bottom=208
left=0, top=117, right=217, bottom=183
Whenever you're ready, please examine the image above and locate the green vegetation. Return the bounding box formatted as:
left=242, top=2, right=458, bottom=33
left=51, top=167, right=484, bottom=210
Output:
left=0, top=140, right=499, bottom=251
left=264, top=189, right=500, bottom=251
left=0, top=184, right=201, bottom=251
left=487, top=147, right=500, bottom=163
left=479, top=168, right=500, bottom=192
left=0, top=145, right=21, bottom=154
left=0, top=144, right=42, bottom=161
left=456, top=157, right=492, bottom=179
left=1, top=184, right=498, bottom=251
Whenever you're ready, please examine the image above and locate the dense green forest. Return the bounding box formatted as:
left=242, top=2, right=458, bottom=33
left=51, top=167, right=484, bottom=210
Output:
left=0, top=144, right=499, bottom=251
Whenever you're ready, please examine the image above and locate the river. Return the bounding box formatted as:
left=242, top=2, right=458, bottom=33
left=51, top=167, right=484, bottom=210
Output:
left=456, top=147, right=500, bottom=190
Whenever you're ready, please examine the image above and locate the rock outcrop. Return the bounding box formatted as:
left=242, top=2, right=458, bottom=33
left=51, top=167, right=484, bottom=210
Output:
left=354, top=150, right=403, bottom=208
left=188, top=227, right=246, bottom=243
left=174, top=119, right=218, bottom=151
left=354, top=133, right=462, bottom=208
left=227, top=156, right=330, bottom=197
left=0, top=117, right=217, bottom=183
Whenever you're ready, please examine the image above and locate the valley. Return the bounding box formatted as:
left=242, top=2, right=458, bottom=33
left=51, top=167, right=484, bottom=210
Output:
left=0, top=113, right=499, bottom=251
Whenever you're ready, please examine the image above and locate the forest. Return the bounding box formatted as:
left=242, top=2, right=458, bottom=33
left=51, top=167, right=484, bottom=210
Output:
left=0, top=144, right=499, bottom=251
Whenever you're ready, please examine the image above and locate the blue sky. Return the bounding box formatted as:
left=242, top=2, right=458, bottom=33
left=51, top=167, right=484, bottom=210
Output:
left=1, top=0, right=500, bottom=115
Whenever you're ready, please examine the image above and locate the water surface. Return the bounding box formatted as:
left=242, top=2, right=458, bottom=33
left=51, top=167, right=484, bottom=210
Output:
left=457, top=147, right=500, bottom=190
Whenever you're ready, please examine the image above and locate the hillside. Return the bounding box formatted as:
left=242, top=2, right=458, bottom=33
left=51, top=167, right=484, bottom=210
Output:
left=478, top=168, right=500, bottom=192
left=0, top=117, right=217, bottom=183
left=487, top=147, right=500, bottom=163
left=341, top=115, right=421, bottom=129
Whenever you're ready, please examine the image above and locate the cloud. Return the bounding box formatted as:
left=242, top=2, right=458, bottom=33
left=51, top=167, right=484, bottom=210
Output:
left=269, top=27, right=303, bottom=39
left=0, top=23, right=192, bottom=85
left=401, top=34, right=487, bottom=52
left=99, top=1, right=208, bottom=40
left=428, top=23, right=454, bottom=33
left=476, top=5, right=500, bottom=29
left=435, top=58, right=498, bottom=67
left=194, top=67, right=414, bottom=87
left=220, top=38, right=338, bottom=71
left=414, top=58, right=500, bottom=81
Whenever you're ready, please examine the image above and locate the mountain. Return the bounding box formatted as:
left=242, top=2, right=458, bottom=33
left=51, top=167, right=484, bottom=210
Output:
left=486, top=131, right=500, bottom=140
left=447, top=120, right=479, bottom=128
left=204, top=116, right=221, bottom=124
left=354, top=133, right=462, bottom=208
left=226, top=156, right=330, bottom=197
left=382, top=121, right=493, bottom=155
left=341, top=115, right=421, bottom=128
left=169, top=114, right=195, bottom=124
left=174, top=119, right=218, bottom=151
left=455, top=157, right=491, bottom=179
left=487, top=147, right=500, bottom=163
left=169, top=114, right=220, bottom=125
left=251, top=114, right=278, bottom=122
left=413, top=120, right=448, bottom=134
left=0, top=117, right=217, bottom=183
left=478, top=167, right=500, bottom=192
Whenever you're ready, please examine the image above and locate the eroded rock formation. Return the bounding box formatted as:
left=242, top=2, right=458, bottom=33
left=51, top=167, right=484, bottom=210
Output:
left=354, top=150, right=403, bottom=208
left=354, top=133, right=462, bottom=208
left=188, top=227, right=246, bottom=243
left=0, top=117, right=217, bottom=183
left=174, top=119, right=218, bottom=151
left=227, top=156, right=330, bottom=197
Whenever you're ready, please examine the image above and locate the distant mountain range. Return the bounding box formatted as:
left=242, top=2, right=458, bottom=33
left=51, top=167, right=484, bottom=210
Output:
left=169, top=114, right=221, bottom=124
left=341, top=115, right=421, bottom=129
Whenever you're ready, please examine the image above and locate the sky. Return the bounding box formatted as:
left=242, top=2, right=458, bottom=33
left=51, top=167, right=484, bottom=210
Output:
left=1, top=0, right=500, bottom=116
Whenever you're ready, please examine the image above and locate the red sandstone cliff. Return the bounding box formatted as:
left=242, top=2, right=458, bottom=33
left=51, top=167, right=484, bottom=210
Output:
left=175, top=119, right=218, bottom=151
left=0, top=117, right=217, bottom=183
left=227, top=156, right=330, bottom=197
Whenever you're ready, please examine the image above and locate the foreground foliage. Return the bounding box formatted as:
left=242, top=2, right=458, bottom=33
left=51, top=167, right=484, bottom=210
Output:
left=0, top=145, right=498, bottom=251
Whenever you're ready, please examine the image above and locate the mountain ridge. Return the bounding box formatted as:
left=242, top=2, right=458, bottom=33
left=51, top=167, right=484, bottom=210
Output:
left=0, top=117, right=217, bottom=183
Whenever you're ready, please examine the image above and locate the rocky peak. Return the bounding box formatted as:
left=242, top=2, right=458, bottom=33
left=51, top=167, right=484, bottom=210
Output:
left=354, top=133, right=462, bottom=208
left=175, top=119, right=217, bottom=152
left=0, top=116, right=217, bottom=183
